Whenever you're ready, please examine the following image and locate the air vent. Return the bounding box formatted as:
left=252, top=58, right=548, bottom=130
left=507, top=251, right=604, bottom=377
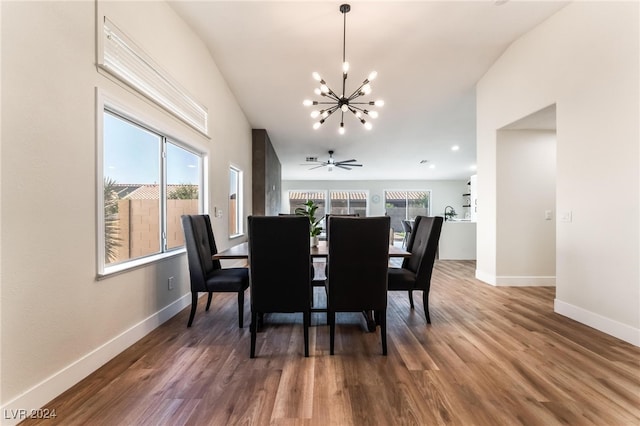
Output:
left=306, top=156, right=318, bottom=162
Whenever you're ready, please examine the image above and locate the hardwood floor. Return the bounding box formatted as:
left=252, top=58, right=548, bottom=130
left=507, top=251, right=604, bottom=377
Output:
left=22, top=260, right=640, bottom=425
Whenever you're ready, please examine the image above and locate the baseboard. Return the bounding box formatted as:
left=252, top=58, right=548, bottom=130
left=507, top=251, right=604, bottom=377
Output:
left=555, top=299, right=640, bottom=347
left=0, top=293, right=191, bottom=426
left=495, top=275, right=556, bottom=286
left=475, top=270, right=555, bottom=287
left=475, top=269, right=496, bottom=286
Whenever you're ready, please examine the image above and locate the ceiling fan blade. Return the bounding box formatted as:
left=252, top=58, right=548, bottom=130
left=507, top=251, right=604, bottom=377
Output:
left=309, top=164, right=326, bottom=170
left=342, top=163, right=362, bottom=167
left=338, top=159, right=358, bottom=163
left=336, top=164, right=352, bottom=170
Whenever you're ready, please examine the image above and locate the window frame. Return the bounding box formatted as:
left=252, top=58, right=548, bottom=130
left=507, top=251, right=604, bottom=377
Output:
left=228, top=165, right=244, bottom=239
left=328, top=189, right=370, bottom=216
left=97, top=89, right=207, bottom=278
left=383, top=189, right=432, bottom=220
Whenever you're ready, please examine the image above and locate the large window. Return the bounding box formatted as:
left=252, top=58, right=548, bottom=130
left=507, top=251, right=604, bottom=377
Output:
left=229, top=166, right=243, bottom=237
left=384, top=190, right=430, bottom=239
left=288, top=191, right=327, bottom=218
left=329, top=191, right=368, bottom=216
left=100, top=108, right=203, bottom=274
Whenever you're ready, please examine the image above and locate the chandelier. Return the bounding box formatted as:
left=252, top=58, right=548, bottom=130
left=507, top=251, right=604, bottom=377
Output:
left=303, top=4, right=384, bottom=135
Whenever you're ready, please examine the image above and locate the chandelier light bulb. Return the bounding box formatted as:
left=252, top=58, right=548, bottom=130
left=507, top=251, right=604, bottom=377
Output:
left=374, top=100, right=384, bottom=107
left=320, top=84, right=329, bottom=94
left=310, top=110, right=320, bottom=118
left=364, top=122, right=373, bottom=130
left=313, top=122, right=322, bottom=130
left=368, top=71, right=378, bottom=81
left=314, top=88, right=321, bottom=96
left=362, top=84, right=372, bottom=94
left=342, top=61, right=350, bottom=74
left=303, top=99, right=313, bottom=107
left=339, top=123, right=345, bottom=135
left=368, top=110, right=379, bottom=119
left=322, top=111, right=330, bottom=119
left=312, top=72, right=322, bottom=81
left=341, top=104, right=349, bottom=112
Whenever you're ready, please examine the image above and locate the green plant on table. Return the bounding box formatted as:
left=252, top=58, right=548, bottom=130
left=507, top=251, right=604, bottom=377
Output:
left=295, top=200, right=323, bottom=237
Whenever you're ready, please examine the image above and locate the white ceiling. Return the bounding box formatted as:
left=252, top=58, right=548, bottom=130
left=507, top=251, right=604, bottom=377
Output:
left=168, top=1, right=568, bottom=181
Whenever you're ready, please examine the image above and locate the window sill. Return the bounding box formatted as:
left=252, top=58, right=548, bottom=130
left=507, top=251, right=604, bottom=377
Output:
left=97, top=248, right=186, bottom=280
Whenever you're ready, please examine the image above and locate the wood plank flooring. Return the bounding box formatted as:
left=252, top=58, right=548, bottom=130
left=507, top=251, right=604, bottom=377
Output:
left=21, top=260, right=640, bottom=425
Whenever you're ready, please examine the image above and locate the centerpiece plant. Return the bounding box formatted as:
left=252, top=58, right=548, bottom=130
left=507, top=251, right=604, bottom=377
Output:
left=295, top=200, right=323, bottom=246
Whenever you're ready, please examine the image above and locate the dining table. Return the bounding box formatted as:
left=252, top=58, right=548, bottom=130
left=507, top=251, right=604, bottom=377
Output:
left=213, top=240, right=410, bottom=332
left=213, top=240, right=411, bottom=260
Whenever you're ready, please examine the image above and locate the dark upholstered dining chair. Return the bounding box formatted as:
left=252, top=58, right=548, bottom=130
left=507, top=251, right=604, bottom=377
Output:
left=387, top=215, right=443, bottom=324
left=181, top=215, right=249, bottom=328
left=401, top=219, right=412, bottom=248
left=247, top=215, right=312, bottom=358
left=326, top=216, right=390, bottom=355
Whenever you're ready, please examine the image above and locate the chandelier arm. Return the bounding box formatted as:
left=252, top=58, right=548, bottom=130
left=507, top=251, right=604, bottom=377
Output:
left=346, top=82, right=369, bottom=101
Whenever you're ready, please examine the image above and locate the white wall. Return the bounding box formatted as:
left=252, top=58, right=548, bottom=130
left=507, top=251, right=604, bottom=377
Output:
left=496, top=130, right=556, bottom=285
left=282, top=179, right=468, bottom=219
left=0, top=0, right=252, bottom=417
left=477, top=2, right=639, bottom=344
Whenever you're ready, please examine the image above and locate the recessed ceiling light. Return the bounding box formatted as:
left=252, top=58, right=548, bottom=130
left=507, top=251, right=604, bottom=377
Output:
left=451, top=145, right=460, bottom=151
left=429, top=164, right=436, bottom=169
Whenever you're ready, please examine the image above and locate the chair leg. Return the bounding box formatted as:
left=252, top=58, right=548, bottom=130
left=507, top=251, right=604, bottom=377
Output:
left=250, top=312, right=258, bottom=358
left=408, top=290, right=415, bottom=309
left=205, top=292, right=213, bottom=311
left=187, top=292, right=198, bottom=327
left=379, top=309, right=387, bottom=356
left=423, top=291, right=431, bottom=324
left=238, top=290, right=245, bottom=328
left=303, top=311, right=310, bottom=357
left=329, top=310, right=336, bottom=355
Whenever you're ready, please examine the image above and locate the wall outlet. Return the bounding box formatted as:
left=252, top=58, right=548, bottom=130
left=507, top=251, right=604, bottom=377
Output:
left=168, top=276, right=174, bottom=291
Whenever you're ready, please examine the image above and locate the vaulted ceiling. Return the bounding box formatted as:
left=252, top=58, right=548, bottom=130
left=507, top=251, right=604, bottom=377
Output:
left=169, top=1, right=568, bottom=180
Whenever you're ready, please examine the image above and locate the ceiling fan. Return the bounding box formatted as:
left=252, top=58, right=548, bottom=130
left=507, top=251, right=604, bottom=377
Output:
left=306, top=150, right=363, bottom=171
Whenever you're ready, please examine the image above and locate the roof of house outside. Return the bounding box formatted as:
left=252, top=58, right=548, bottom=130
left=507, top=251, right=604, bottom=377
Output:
left=115, top=184, right=198, bottom=200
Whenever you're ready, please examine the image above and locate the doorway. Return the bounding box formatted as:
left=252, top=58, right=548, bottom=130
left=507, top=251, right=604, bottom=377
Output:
left=495, top=104, right=557, bottom=286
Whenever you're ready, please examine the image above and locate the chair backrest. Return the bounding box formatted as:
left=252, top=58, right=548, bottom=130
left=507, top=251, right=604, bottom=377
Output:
left=181, top=214, right=221, bottom=292
left=401, top=219, right=412, bottom=233
left=327, top=216, right=390, bottom=311
left=324, top=213, right=359, bottom=241
left=403, top=216, right=444, bottom=289
left=248, top=215, right=311, bottom=312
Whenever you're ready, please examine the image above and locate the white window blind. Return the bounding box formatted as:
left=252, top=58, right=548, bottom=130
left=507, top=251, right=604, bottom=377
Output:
left=100, top=17, right=208, bottom=135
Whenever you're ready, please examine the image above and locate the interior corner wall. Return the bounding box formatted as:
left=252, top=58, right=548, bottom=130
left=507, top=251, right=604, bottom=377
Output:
left=1, top=0, right=252, bottom=418
left=496, top=130, right=556, bottom=285
left=476, top=2, right=639, bottom=344
left=252, top=129, right=282, bottom=216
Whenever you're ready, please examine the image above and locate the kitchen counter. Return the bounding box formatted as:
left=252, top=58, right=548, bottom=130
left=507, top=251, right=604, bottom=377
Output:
left=438, top=220, right=476, bottom=260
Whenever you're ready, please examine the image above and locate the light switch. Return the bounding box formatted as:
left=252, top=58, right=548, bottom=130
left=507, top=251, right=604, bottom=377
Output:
left=544, top=210, right=553, bottom=220
left=559, top=211, right=572, bottom=222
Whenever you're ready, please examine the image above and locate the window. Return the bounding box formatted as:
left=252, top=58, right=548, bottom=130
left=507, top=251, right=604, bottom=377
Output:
left=288, top=191, right=327, bottom=218
left=229, top=166, right=243, bottom=237
left=329, top=191, right=368, bottom=216
left=100, top=108, right=203, bottom=275
left=384, top=190, right=430, bottom=240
